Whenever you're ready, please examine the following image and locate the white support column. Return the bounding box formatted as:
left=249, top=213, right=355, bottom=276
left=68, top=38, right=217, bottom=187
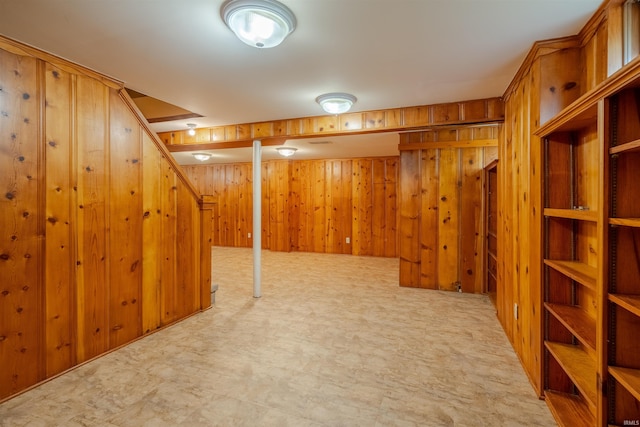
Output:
left=252, top=139, right=262, bottom=298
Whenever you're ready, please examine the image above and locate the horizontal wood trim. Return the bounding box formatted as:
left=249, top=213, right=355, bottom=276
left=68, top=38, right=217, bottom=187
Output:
left=398, top=139, right=498, bottom=150
left=159, top=98, right=504, bottom=149
left=166, top=138, right=286, bottom=152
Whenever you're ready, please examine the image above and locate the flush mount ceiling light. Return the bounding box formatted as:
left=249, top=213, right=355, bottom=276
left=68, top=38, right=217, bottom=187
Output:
left=315, top=93, right=357, bottom=114
left=221, top=0, right=297, bottom=48
left=276, top=147, right=297, bottom=157
left=193, top=152, right=212, bottom=161
left=186, top=123, right=197, bottom=136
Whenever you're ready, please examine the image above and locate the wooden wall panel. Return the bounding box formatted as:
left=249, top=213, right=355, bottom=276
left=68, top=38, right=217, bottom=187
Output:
left=0, top=49, right=42, bottom=397
left=381, top=158, right=398, bottom=258
left=437, top=148, right=460, bottom=292
left=75, top=74, right=109, bottom=363
left=160, top=162, right=178, bottom=325
left=44, top=63, right=74, bottom=376
left=108, top=91, right=142, bottom=348
left=0, top=36, right=210, bottom=402
left=419, top=149, right=439, bottom=289
left=398, top=128, right=498, bottom=291
left=460, top=147, right=483, bottom=293
left=399, top=151, right=421, bottom=287
left=185, top=157, right=398, bottom=257
left=176, top=181, right=199, bottom=319
left=326, top=160, right=352, bottom=254
left=267, top=161, right=290, bottom=252
left=498, top=1, right=614, bottom=396
left=351, top=159, right=373, bottom=255
left=141, top=133, right=162, bottom=334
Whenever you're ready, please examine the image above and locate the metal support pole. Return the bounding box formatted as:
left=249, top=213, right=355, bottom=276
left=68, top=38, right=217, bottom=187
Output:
left=252, top=139, right=262, bottom=298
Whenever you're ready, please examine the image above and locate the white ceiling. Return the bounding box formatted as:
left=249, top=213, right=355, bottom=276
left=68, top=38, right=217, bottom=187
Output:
left=0, top=0, right=601, bottom=163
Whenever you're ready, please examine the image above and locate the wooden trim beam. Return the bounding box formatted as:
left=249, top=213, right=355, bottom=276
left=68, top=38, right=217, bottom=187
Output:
left=158, top=97, right=505, bottom=149
left=398, top=139, right=498, bottom=150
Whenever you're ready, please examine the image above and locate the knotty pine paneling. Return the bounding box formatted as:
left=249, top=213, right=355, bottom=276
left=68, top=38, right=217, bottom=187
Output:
left=159, top=98, right=504, bottom=150
left=398, top=151, right=421, bottom=287
left=352, top=158, right=398, bottom=257
left=0, top=37, right=210, bottom=402
left=75, top=74, right=110, bottom=363
left=498, top=1, right=615, bottom=397
left=398, top=128, right=498, bottom=292
left=108, top=89, right=142, bottom=349
left=141, top=133, right=162, bottom=334
left=0, top=49, right=42, bottom=398
left=184, top=157, right=398, bottom=257
left=44, top=62, right=75, bottom=376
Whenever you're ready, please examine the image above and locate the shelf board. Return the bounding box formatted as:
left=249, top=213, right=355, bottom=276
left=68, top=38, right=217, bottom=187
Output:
left=610, top=138, right=640, bottom=154
left=544, top=260, right=597, bottom=291
left=609, top=366, right=640, bottom=402
left=545, top=341, right=597, bottom=412
left=609, top=294, right=640, bottom=317
left=544, top=208, right=598, bottom=222
left=544, top=390, right=595, bottom=427
left=609, top=217, right=640, bottom=228
left=545, top=303, right=596, bottom=352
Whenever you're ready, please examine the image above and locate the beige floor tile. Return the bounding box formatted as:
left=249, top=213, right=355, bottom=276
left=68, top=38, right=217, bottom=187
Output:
left=0, top=248, right=555, bottom=426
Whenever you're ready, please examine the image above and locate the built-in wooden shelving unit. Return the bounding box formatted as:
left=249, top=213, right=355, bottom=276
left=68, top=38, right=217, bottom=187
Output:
left=536, top=53, right=640, bottom=427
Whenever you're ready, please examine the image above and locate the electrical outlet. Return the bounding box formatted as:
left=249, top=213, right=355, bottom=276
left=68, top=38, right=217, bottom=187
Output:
left=514, top=303, right=518, bottom=320
left=248, top=232, right=251, bottom=239
left=346, top=237, right=350, bottom=244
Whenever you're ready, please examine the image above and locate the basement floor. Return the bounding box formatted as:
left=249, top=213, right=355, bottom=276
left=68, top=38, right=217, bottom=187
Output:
left=0, top=247, right=555, bottom=426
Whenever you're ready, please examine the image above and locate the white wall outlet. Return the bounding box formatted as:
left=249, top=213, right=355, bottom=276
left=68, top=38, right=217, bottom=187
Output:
left=514, top=303, right=519, bottom=320
left=248, top=232, right=251, bottom=239
left=346, top=237, right=350, bottom=244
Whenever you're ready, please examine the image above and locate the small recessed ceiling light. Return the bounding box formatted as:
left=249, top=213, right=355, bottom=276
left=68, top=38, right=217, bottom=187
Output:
left=193, top=152, right=212, bottom=161
left=316, top=93, right=357, bottom=114
left=276, top=147, right=297, bottom=157
left=221, top=0, right=297, bottom=49
left=187, top=123, right=197, bottom=136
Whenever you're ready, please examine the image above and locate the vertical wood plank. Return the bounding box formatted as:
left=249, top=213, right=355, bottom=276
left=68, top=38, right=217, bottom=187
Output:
left=437, top=148, right=460, bottom=291
left=0, top=50, right=41, bottom=399
left=351, top=159, right=372, bottom=256
left=399, top=151, right=421, bottom=287
left=420, top=149, right=439, bottom=289
left=371, top=159, right=386, bottom=257
left=141, top=132, right=161, bottom=333
left=460, top=148, right=483, bottom=293
left=384, top=157, right=398, bottom=258
left=160, top=161, right=177, bottom=325
left=75, top=75, right=109, bottom=362
left=108, top=89, right=142, bottom=348
left=44, top=63, right=74, bottom=375
left=176, top=182, right=199, bottom=318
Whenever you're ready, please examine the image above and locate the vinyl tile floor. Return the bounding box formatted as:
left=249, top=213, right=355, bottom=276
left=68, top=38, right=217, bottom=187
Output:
left=0, top=248, right=556, bottom=426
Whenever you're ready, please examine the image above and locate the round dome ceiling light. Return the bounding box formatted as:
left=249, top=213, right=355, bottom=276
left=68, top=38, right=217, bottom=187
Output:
left=316, top=93, right=357, bottom=114
left=276, top=146, right=297, bottom=157
left=221, top=0, right=297, bottom=48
